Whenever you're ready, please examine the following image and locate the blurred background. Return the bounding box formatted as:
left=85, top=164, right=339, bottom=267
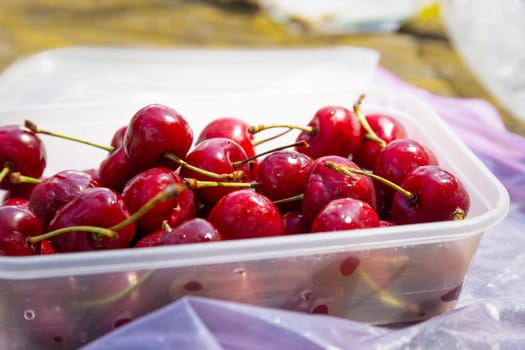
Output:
left=0, top=0, right=523, bottom=135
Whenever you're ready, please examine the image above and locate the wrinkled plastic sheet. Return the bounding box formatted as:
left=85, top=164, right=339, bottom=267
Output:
left=82, top=67, right=525, bottom=350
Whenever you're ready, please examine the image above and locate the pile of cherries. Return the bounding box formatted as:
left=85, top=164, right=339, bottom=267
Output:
left=0, top=95, right=470, bottom=256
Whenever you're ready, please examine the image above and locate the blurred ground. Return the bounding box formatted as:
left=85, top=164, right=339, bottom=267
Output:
left=0, top=0, right=523, bottom=135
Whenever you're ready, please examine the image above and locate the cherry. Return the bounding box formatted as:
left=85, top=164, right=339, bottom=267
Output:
left=352, top=113, right=407, bottom=170
left=373, top=138, right=438, bottom=217
left=28, top=169, right=100, bottom=230
left=0, top=125, right=46, bottom=191
left=179, top=137, right=252, bottom=204
left=310, top=197, right=380, bottom=233
left=123, top=104, right=193, bottom=168
left=373, top=138, right=438, bottom=189
left=2, top=197, right=29, bottom=208
left=0, top=205, right=41, bottom=256
left=302, top=155, right=376, bottom=226
left=208, top=189, right=284, bottom=239
left=98, top=146, right=148, bottom=193
left=391, top=165, right=470, bottom=224
left=110, top=126, right=127, bottom=149
left=121, top=167, right=196, bottom=236
left=45, top=187, right=135, bottom=252
left=158, top=218, right=222, bottom=246
left=281, top=210, right=309, bottom=235
left=256, top=150, right=313, bottom=212
left=197, top=116, right=256, bottom=158
left=295, top=105, right=362, bottom=159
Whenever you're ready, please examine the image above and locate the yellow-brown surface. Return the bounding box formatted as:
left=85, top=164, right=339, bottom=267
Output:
left=0, top=0, right=523, bottom=135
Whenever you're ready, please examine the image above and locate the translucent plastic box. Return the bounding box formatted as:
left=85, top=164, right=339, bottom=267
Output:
left=0, top=48, right=509, bottom=349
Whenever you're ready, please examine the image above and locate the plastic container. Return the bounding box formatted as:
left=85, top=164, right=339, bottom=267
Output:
left=0, top=48, right=509, bottom=350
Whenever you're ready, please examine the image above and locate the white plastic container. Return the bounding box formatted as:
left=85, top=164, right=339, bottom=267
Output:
left=0, top=48, right=509, bottom=350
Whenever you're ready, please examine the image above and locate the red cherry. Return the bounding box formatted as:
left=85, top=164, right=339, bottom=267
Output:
left=28, top=169, right=100, bottom=230
left=0, top=205, right=41, bottom=256
left=373, top=138, right=438, bottom=188
left=281, top=210, right=309, bottom=235
left=257, top=150, right=313, bottom=212
left=47, top=187, right=135, bottom=252
left=302, top=155, right=376, bottom=226
left=197, top=116, right=256, bottom=158
left=98, top=146, right=147, bottom=193
left=208, top=189, right=284, bottom=239
left=158, top=218, right=222, bottom=246
left=121, top=167, right=196, bottom=235
left=373, top=138, right=438, bottom=216
left=110, top=126, right=127, bottom=149
left=295, top=105, right=362, bottom=159
left=311, top=197, right=380, bottom=233
left=0, top=125, right=46, bottom=191
left=180, top=137, right=252, bottom=204
left=352, top=113, right=407, bottom=170
left=391, top=165, right=470, bottom=224
left=123, top=104, right=193, bottom=167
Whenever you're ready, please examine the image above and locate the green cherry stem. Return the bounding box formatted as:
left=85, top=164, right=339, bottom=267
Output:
left=76, top=269, right=155, bottom=307
left=272, top=193, right=304, bottom=205
left=0, top=162, right=13, bottom=184
left=25, top=120, right=115, bottom=153
left=353, top=94, right=387, bottom=149
left=324, top=161, right=415, bottom=200
left=231, top=140, right=309, bottom=169
left=27, top=226, right=118, bottom=244
left=164, top=153, right=246, bottom=182
left=248, top=123, right=313, bottom=135
left=9, top=172, right=41, bottom=185
left=251, top=128, right=293, bottom=147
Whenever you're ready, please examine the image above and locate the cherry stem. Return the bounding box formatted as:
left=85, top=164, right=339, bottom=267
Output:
left=9, top=172, right=41, bottom=184
left=248, top=123, right=313, bottom=135
left=25, top=120, right=115, bottom=153
left=231, top=140, right=309, bottom=168
left=251, top=128, right=293, bottom=147
left=0, top=163, right=12, bottom=184
left=353, top=94, right=387, bottom=148
left=324, top=161, right=415, bottom=200
left=452, top=208, right=466, bottom=220
left=27, top=226, right=118, bottom=244
left=357, top=268, right=423, bottom=316
left=272, top=193, right=304, bottom=205
left=184, top=178, right=259, bottom=190
left=76, top=269, right=155, bottom=307
left=164, top=153, right=246, bottom=182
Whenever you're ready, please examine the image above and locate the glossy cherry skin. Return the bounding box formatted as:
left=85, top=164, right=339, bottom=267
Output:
left=352, top=113, right=407, bottom=170
left=121, top=167, right=196, bottom=236
left=28, top=169, right=100, bottom=230
left=180, top=137, right=252, bottom=204
left=208, top=189, right=284, bottom=240
left=295, top=105, right=362, bottom=160
left=281, top=210, right=309, bottom=235
left=0, top=205, right=41, bottom=256
left=158, top=218, right=222, bottom=246
left=391, top=165, right=470, bottom=224
left=110, top=125, right=127, bottom=149
left=373, top=138, right=438, bottom=217
left=124, top=104, right=193, bottom=167
left=98, top=146, right=148, bottom=193
left=197, top=117, right=255, bottom=158
left=302, top=155, right=377, bottom=226
left=257, top=150, right=313, bottom=212
left=373, top=138, right=438, bottom=188
left=47, top=187, right=135, bottom=252
left=311, top=197, right=380, bottom=233
left=0, top=125, right=46, bottom=191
